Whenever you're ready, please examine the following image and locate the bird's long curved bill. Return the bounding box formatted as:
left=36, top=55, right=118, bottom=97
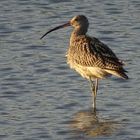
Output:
left=40, top=22, right=70, bottom=39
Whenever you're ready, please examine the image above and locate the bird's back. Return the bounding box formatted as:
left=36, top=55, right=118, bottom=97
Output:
left=67, top=35, right=128, bottom=79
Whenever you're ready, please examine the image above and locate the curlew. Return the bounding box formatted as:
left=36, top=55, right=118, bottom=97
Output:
left=41, top=15, right=128, bottom=110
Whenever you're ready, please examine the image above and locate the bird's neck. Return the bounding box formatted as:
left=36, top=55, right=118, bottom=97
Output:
left=70, top=27, right=87, bottom=46
left=73, top=27, right=87, bottom=36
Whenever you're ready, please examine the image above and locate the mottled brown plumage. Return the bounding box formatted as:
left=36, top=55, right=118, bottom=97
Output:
left=41, top=15, right=128, bottom=110
left=67, top=35, right=128, bottom=79
left=67, top=15, right=128, bottom=80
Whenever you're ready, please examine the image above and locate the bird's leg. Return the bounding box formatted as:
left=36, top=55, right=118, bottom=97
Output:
left=89, top=78, right=96, bottom=109
left=89, top=78, right=98, bottom=111
left=94, top=78, right=98, bottom=108
left=89, top=77, right=94, bottom=91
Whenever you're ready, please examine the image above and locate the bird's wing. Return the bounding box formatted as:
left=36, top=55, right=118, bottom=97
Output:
left=73, top=36, right=124, bottom=71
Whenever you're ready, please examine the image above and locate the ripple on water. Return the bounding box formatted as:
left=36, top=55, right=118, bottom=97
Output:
left=0, top=0, right=140, bottom=139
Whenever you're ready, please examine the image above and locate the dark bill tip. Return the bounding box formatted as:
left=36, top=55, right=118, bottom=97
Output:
left=40, top=22, right=70, bottom=39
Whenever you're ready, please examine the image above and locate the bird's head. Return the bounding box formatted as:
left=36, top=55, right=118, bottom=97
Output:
left=70, top=15, right=89, bottom=29
left=40, top=15, right=89, bottom=39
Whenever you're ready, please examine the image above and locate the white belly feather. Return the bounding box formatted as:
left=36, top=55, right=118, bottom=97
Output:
left=67, top=62, right=111, bottom=80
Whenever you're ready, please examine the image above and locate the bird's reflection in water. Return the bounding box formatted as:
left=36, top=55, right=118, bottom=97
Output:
left=70, top=109, right=121, bottom=137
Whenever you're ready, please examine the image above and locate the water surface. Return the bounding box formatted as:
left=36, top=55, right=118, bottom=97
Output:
left=0, top=0, right=140, bottom=139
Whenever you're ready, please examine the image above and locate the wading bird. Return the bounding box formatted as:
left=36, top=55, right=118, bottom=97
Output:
left=41, top=15, right=128, bottom=110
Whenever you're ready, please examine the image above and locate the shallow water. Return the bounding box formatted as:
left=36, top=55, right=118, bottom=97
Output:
left=0, top=0, right=140, bottom=139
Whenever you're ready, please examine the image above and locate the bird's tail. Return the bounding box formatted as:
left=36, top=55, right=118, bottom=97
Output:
left=105, top=69, right=128, bottom=79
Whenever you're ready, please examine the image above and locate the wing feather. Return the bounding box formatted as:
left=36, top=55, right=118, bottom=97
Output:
left=67, top=35, right=128, bottom=79
left=68, top=36, right=125, bottom=71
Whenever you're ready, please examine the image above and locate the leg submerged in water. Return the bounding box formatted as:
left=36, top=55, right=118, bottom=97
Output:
left=89, top=78, right=98, bottom=111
